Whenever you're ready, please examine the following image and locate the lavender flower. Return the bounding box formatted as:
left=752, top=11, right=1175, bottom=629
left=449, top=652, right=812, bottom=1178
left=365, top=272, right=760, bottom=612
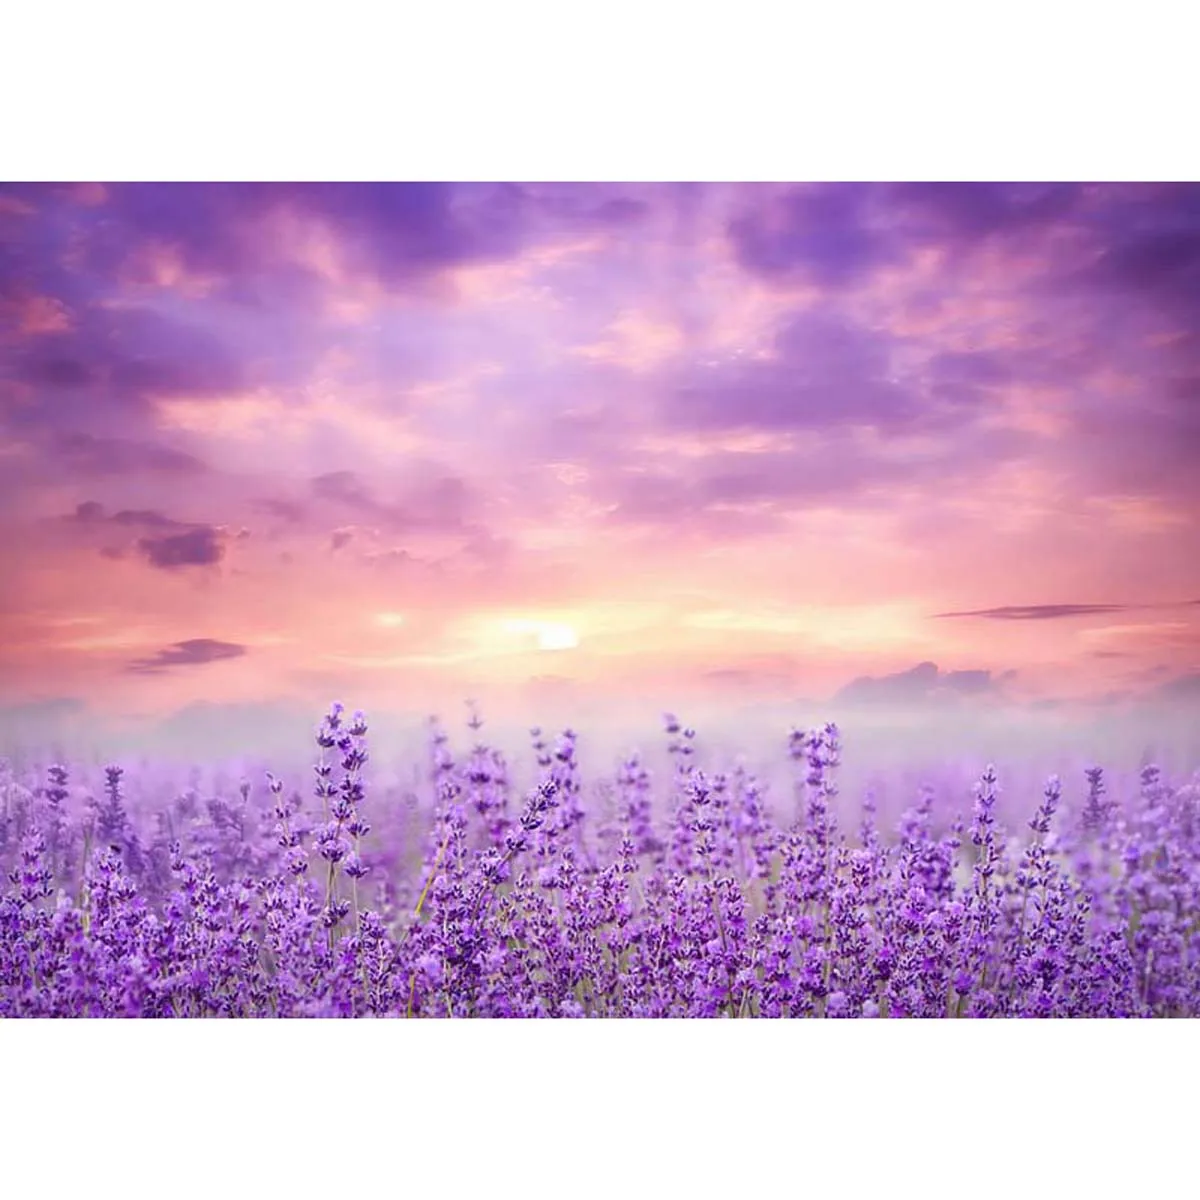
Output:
left=2, top=704, right=1198, bottom=1018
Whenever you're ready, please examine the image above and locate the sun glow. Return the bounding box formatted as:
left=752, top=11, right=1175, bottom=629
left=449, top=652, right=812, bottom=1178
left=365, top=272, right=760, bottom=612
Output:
left=500, top=618, right=580, bottom=652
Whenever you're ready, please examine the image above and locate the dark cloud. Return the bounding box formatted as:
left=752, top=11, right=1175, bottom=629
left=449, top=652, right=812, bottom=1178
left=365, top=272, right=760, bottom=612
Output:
left=72, top=500, right=106, bottom=523
left=933, top=604, right=1131, bottom=621
left=52, top=433, right=206, bottom=476
left=136, top=526, right=224, bottom=570
left=727, top=184, right=1085, bottom=288
left=112, top=509, right=186, bottom=530
left=0, top=186, right=98, bottom=314
left=740, top=183, right=1200, bottom=515
left=833, top=661, right=1006, bottom=707
left=8, top=304, right=248, bottom=417
left=77, top=182, right=535, bottom=293
left=886, top=182, right=1083, bottom=244
left=21, top=356, right=95, bottom=388
left=330, top=528, right=354, bottom=552
left=66, top=502, right=188, bottom=532
left=728, top=184, right=894, bottom=287
left=1101, top=229, right=1200, bottom=295
left=76, top=184, right=273, bottom=282
left=60, top=502, right=233, bottom=571
left=3, top=185, right=664, bottom=363
left=127, top=639, right=247, bottom=674
left=275, top=182, right=532, bottom=282
left=1085, top=185, right=1200, bottom=316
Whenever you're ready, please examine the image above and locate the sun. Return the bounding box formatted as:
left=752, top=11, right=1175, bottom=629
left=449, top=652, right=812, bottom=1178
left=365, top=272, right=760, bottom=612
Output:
left=498, top=618, right=580, bottom=652
left=536, top=622, right=579, bottom=652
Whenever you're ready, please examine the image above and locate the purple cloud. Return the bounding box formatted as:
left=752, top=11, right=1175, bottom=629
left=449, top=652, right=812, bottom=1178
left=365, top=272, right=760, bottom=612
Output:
left=1085, top=185, right=1200, bottom=318
left=665, top=313, right=921, bottom=436
left=112, top=509, right=186, bottom=530
left=728, top=183, right=1084, bottom=289
left=934, top=604, right=1132, bottom=621
left=887, top=182, right=1083, bottom=244
left=73, top=183, right=537, bottom=295
left=21, top=356, right=94, bottom=388
left=127, top=638, right=247, bottom=674
left=833, top=662, right=1005, bottom=707
left=52, top=433, right=206, bottom=476
left=72, top=500, right=106, bottom=523
left=941, top=669, right=998, bottom=695
left=59, top=500, right=243, bottom=571
left=728, top=184, right=894, bottom=286
left=66, top=502, right=189, bottom=533
left=137, top=526, right=224, bottom=570
left=11, top=304, right=248, bottom=410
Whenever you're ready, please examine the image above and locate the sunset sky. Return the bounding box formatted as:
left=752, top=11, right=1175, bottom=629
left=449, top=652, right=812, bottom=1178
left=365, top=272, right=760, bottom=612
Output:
left=2, top=182, right=1198, bottom=738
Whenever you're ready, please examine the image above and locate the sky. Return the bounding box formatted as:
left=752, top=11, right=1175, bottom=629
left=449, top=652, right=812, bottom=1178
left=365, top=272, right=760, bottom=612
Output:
left=1, top=182, right=1199, bottom=750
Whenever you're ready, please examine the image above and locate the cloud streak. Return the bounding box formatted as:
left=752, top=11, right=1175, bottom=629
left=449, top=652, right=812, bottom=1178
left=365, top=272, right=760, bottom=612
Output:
left=127, top=639, right=247, bottom=674
left=933, top=604, right=1133, bottom=621
left=934, top=601, right=1200, bottom=621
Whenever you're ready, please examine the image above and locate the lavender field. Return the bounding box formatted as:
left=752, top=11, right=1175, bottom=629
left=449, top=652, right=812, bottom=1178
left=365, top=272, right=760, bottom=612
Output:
left=4, top=178, right=1200, bottom=1023
left=4, top=701, right=1198, bottom=1018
